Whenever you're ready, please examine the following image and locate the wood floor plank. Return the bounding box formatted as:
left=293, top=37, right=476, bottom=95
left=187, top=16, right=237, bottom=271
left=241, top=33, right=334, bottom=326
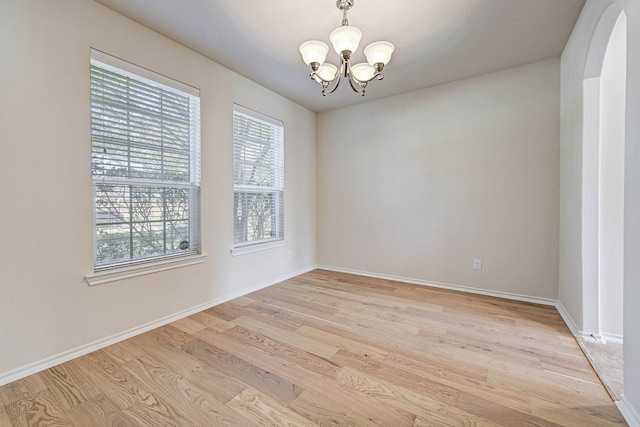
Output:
left=233, top=315, right=340, bottom=359
left=227, top=387, right=317, bottom=427
left=233, top=296, right=256, bottom=307
left=456, top=391, right=564, bottom=427
left=100, top=339, right=146, bottom=364
left=288, top=388, right=382, bottom=427
left=193, top=326, right=328, bottom=389
left=65, top=393, right=140, bottom=426
left=222, top=324, right=342, bottom=379
left=71, top=349, right=154, bottom=410
left=330, top=348, right=383, bottom=373
left=249, top=286, right=342, bottom=315
left=208, top=300, right=305, bottom=332
left=249, top=295, right=359, bottom=330
left=188, top=310, right=235, bottom=332
left=171, top=316, right=208, bottom=335
left=332, top=349, right=461, bottom=407
left=195, top=326, right=417, bottom=427
left=384, top=351, right=533, bottom=413
left=539, top=349, right=607, bottom=382
left=145, top=324, right=192, bottom=348
left=124, top=353, right=258, bottom=426
left=129, top=330, right=248, bottom=403
left=0, top=404, right=11, bottom=426
left=529, top=395, right=627, bottom=426
left=443, top=321, right=585, bottom=358
left=39, top=362, right=98, bottom=410
left=350, top=320, right=456, bottom=359
left=0, top=269, right=625, bottom=426
left=484, top=358, right=610, bottom=399
left=121, top=391, right=192, bottom=427
left=182, top=337, right=303, bottom=406
left=0, top=375, right=47, bottom=406
left=335, top=366, right=501, bottom=427
left=296, top=325, right=390, bottom=362
left=334, top=306, right=424, bottom=336
left=5, top=390, right=73, bottom=427
left=204, top=303, right=246, bottom=322
left=487, top=369, right=613, bottom=408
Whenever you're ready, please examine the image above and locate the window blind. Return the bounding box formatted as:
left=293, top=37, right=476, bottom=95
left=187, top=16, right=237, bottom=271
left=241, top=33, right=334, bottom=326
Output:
left=233, top=104, right=284, bottom=247
left=90, top=50, right=201, bottom=269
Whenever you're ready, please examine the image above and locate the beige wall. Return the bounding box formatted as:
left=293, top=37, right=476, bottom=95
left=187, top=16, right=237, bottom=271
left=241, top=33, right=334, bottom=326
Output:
left=0, top=0, right=316, bottom=380
left=317, top=59, right=560, bottom=299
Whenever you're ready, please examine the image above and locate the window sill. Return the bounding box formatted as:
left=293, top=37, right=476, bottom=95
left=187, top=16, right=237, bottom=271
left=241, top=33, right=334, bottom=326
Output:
left=86, top=253, right=207, bottom=286
left=230, top=240, right=285, bottom=256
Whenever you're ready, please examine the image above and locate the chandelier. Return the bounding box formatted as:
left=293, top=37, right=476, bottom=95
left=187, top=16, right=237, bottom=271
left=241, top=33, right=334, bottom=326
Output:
left=299, top=0, right=394, bottom=96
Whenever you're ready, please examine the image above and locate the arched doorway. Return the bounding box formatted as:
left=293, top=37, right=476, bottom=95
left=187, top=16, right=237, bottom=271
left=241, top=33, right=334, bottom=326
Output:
left=581, top=3, right=626, bottom=398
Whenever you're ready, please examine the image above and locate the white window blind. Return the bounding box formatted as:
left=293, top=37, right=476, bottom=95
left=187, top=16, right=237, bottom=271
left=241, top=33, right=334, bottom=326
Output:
left=233, top=104, right=284, bottom=248
left=90, top=50, right=201, bottom=269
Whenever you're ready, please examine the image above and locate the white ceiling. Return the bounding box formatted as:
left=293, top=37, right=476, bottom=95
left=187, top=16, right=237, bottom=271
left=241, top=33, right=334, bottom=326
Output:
left=94, top=0, right=585, bottom=113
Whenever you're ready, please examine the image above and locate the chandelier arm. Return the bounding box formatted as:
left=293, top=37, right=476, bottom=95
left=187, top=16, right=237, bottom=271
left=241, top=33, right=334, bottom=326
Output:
left=327, top=71, right=343, bottom=94
left=355, top=70, right=383, bottom=84
left=347, top=74, right=365, bottom=95
left=348, top=61, right=385, bottom=85
left=323, top=58, right=347, bottom=94
left=309, top=70, right=337, bottom=84
left=308, top=69, right=340, bottom=96
left=342, top=58, right=364, bottom=94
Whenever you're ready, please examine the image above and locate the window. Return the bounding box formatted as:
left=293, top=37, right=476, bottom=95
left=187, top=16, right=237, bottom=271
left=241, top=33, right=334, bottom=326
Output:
left=233, top=104, right=284, bottom=251
left=90, top=50, right=201, bottom=270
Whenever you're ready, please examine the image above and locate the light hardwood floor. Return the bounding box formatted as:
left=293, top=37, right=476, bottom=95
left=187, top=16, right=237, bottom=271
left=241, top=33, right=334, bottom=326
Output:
left=0, top=270, right=627, bottom=426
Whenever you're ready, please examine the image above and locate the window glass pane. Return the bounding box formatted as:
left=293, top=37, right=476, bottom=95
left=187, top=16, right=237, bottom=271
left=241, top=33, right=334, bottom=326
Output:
left=234, top=192, right=283, bottom=244
left=94, top=184, right=196, bottom=265
left=96, top=184, right=130, bottom=223
left=96, top=223, right=130, bottom=265
left=91, top=52, right=200, bottom=269
left=167, top=220, right=190, bottom=251
left=232, top=105, right=284, bottom=247
left=91, top=65, right=193, bottom=183
left=132, top=220, right=165, bottom=259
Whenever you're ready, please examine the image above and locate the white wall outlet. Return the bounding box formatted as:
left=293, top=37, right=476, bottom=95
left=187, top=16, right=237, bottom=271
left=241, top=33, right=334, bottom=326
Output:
left=473, top=259, right=482, bottom=270
left=287, top=250, right=292, bottom=259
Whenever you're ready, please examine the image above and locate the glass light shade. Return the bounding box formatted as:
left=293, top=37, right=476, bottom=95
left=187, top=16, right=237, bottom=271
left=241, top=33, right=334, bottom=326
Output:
left=314, top=63, right=338, bottom=82
left=364, top=41, right=395, bottom=65
left=299, top=40, right=329, bottom=65
left=329, top=25, right=362, bottom=54
left=350, top=63, right=375, bottom=82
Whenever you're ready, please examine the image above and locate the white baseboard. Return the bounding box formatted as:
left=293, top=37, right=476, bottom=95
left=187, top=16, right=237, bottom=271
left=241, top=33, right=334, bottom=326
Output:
left=602, top=333, right=624, bottom=345
left=555, top=300, right=582, bottom=337
left=0, top=265, right=316, bottom=387
left=617, top=395, right=640, bottom=427
left=317, top=265, right=558, bottom=307
left=555, top=302, right=623, bottom=345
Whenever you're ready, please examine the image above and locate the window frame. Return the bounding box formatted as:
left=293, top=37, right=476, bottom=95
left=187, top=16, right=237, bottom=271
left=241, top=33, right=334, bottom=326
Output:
left=87, top=49, right=203, bottom=282
left=232, top=104, right=285, bottom=255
